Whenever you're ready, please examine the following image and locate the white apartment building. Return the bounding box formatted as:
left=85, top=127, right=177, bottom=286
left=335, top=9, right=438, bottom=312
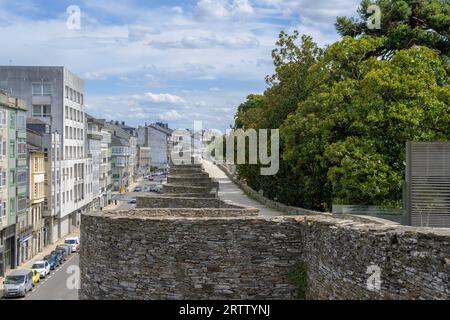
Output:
left=0, top=66, right=93, bottom=242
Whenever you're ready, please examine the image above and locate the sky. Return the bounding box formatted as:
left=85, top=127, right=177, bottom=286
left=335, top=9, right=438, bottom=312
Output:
left=0, top=0, right=360, bottom=131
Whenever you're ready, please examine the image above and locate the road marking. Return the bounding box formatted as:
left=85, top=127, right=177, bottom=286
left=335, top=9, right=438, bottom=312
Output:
left=23, top=253, right=78, bottom=300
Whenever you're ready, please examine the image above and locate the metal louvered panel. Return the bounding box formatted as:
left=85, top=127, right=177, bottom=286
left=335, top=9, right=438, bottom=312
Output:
left=406, top=142, right=450, bottom=228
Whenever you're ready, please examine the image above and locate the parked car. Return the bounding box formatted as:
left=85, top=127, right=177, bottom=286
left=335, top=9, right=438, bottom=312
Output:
left=133, top=187, right=142, bottom=192
left=128, top=197, right=137, bottom=204
left=31, top=269, right=40, bottom=285
left=3, top=269, right=34, bottom=298
left=56, top=244, right=72, bottom=256
left=148, top=176, right=154, bottom=181
left=31, top=260, right=50, bottom=278
left=44, top=254, right=59, bottom=270
left=51, top=250, right=64, bottom=265
left=64, top=237, right=80, bottom=252
left=54, top=248, right=67, bottom=262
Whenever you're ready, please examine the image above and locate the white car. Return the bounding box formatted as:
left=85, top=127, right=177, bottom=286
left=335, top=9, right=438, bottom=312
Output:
left=64, top=237, right=80, bottom=252
left=31, top=260, right=50, bottom=278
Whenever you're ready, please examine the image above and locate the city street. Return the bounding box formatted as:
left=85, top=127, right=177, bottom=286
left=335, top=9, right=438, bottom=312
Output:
left=1, top=176, right=164, bottom=300
left=25, top=254, right=79, bottom=300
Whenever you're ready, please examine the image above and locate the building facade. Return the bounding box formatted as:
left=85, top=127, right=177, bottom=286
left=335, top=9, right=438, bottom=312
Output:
left=99, top=121, right=112, bottom=208
left=137, top=146, right=151, bottom=175
left=0, top=66, right=93, bottom=243
left=27, top=129, right=45, bottom=258
left=0, top=90, right=27, bottom=276
left=104, top=122, right=131, bottom=192
left=137, top=123, right=172, bottom=169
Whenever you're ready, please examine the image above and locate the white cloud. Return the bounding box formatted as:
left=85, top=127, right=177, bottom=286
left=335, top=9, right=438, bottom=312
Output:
left=139, top=92, right=186, bottom=105
left=195, top=0, right=254, bottom=21
left=195, top=0, right=229, bottom=21
left=172, top=6, right=184, bottom=14
left=231, top=0, right=254, bottom=16
left=158, top=110, right=183, bottom=121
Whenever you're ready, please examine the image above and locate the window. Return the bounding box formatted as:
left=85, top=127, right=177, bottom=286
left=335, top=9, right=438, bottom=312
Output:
left=32, top=105, right=51, bottom=117
left=0, top=170, right=6, bottom=187
left=9, top=141, right=14, bottom=158
left=0, top=140, right=6, bottom=157
left=9, top=170, right=15, bottom=185
left=81, top=94, right=84, bottom=105
left=65, top=86, right=69, bottom=99
left=77, top=92, right=80, bottom=104
left=0, top=201, right=6, bottom=218
left=0, top=110, right=5, bottom=126
left=70, top=88, right=73, bottom=101
left=17, top=138, right=26, bottom=158
left=65, top=106, right=69, bottom=119
left=17, top=170, right=27, bottom=185
left=9, top=112, right=15, bottom=128
left=32, top=83, right=51, bottom=96
left=17, top=113, right=26, bottom=129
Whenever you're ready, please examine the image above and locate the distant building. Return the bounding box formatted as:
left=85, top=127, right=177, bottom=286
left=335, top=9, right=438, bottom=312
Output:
left=137, top=146, right=151, bottom=175
left=103, top=122, right=132, bottom=192
left=86, top=115, right=104, bottom=210
left=137, top=123, right=172, bottom=169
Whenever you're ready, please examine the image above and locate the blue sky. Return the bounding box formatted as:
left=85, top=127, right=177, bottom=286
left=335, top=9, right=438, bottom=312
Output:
left=0, top=0, right=360, bottom=131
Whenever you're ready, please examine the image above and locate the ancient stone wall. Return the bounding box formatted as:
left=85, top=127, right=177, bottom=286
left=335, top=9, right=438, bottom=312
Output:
left=80, top=210, right=450, bottom=300
left=136, top=196, right=243, bottom=209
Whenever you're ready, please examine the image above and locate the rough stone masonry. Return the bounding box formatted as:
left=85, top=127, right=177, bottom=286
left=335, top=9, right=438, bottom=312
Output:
left=80, top=163, right=450, bottom=300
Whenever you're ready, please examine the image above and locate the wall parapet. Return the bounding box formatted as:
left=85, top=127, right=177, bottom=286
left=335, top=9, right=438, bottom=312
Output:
left=80, top=210, right=450, bottom=300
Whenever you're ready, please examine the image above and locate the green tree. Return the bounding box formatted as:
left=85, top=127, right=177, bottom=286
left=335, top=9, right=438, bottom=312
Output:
left=282, top=39, right=450, bottom=208
left=335, top=0, right=450, bottom=57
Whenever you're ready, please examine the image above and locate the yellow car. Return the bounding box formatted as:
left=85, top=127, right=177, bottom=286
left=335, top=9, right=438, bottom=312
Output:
left=31, top=269, right=40, bottom=285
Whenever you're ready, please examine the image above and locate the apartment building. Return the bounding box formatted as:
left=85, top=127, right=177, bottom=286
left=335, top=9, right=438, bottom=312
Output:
left=137, top=146, right=151, bottom=175
left=26, top=119, right=59, bottom=246
left=27, top=129, right=45, bottom=258
left=114, top=121, right=138, bottom=182
left=137, top=122, right=172, bottom=169
left=86, top=114, right=104, bottom=209
left=0, top=90, right=27, bottom=276
left=103, top=122, right=131, bottom=192
left=0, top=66, right=93, bottom=242
left=99, top=120, right=112, bottom=208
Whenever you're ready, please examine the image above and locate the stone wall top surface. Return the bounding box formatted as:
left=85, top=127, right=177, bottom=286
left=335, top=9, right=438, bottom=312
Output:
left=85, top=208, right=260, bottom=219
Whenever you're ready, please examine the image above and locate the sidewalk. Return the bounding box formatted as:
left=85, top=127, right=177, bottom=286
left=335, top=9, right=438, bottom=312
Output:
left=0, top=228, right=80, bottom=296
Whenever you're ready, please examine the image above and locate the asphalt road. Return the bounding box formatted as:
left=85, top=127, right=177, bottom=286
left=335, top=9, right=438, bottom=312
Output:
left=25, top=254, right=79, bottom=300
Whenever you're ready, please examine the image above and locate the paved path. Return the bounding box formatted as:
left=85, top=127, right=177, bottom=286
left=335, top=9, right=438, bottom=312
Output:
left=202, top=159, right=281, bottom=217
